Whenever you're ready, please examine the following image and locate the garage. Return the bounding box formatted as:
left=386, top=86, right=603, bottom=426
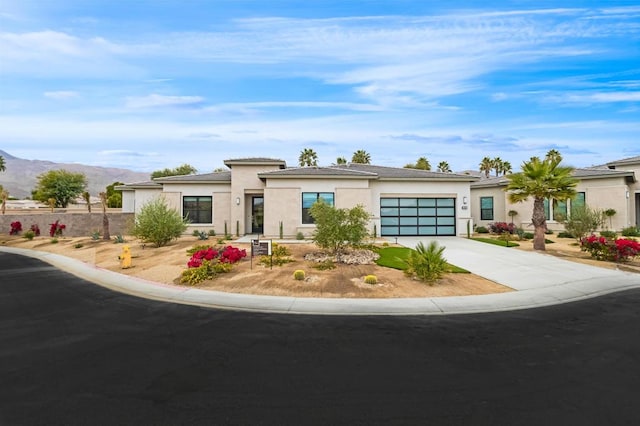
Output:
left=380, top=197, right=456, bottom=236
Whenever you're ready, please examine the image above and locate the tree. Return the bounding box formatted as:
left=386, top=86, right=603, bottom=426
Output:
left=351, top=149, right=371, bottom=164
left=563, top=205, right=603, bottom=241
left=32, top=169, right=87, bottom=208
left=151, top=164, right=197, bottom=179
left=502, top=161, right=512, bottom=175
left=131, top=196, right=188, bottom=247
left=492, top=157, right=504, bottom=176
left=479, top=157, right=493, bottom=178
left=437, top=161, right=451, bottom=173
left=545, top=149, right=562, bottom=163
left=298, top=148, right=318, bottom=167
left=105, top=182, right=124, bottom=208
left=0, top=186, right=8, bottom=215
left=309, top=200, right=371, bottom=256
left=213, top=167, right=227, bottom=173
left=405, top=157, right=431, bottom=170
left=0, top=155, right=5, bottom=172
left=82, top=191, right=92, bottom=213
left=335, top=156, right=347, bottom=165
left=506, top=155, right=578, bottom=250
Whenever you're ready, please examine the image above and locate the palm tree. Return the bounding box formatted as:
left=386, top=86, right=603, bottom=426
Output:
left=298, top=148, right=318, bottom=167
left=405, top=157, right=431, bottom=170
left=502, top=161, right=512, bottom=175
left=82, top=191, right=92, bottom=213
left=0, top=155, right=5, bottom=172
left=492, top=157, right=504, bottom=176
left=506, top=155, right=578, bottom=250
left=335, top=156, right=347, bottom=165
left=437, top=161, right=451, bottom=173
left=545, top=149, right=562, bottom=163
left=351, top=149, right=371, bottom=164
left=0, top=187, right=8, bottom=215
left=479, top=157, right=493, bottom=178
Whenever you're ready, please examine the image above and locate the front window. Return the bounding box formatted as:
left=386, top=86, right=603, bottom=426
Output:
left=183, top=196, right=212, bottom=224
left=302, top=192, right=334, bottom=224
left=572, top=192, right=586, bottom=209
left=480, top=197, right=494, bottom=220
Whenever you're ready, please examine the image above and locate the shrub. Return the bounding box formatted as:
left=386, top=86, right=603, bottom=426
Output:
left=9, top=221, right=22, bottom=235
left=91, top=231, right=101, bottom=241
left=74, top=243, right=83, bottom=249
left=50, top=238, right=59, bottom=244
left=293, top=270, right=306, bottom=281
left=580, top=235, right=640, bottom=262
left=309, top=201, right=371, bottom=255
left=196, top=231, right=209, bottom=240
left=296, top=231, right=305, bottom=240
left=181, top=245, right=247, bottom=285
left=313, top=259, right=336, bottom=270
left=475, top=226, right=489, bottom=234
left=621, top=226, right=640, bottom=237
left=404, top=241, right=449, bottom=285
left=522, top=232, right=534, bottom=240
left=208, top=229, right=216, bottom=236
left=192, top=229, right=201, bottom=237
left=364, top=275, right=378, bottom=285
left=600, top=230, right=617, bottom=239
left=563, top=205, right=603, bottom=241
left=23, top=230, right=35, bottom=240
left=557, top=231, right=574, bottom=238
left=49, top=220, right=66, bottom=237
left=545, top=229, right=554, bottom=235
left=30, top=224, right=40, bottom=236
left=113, top=235, right=125, bottom=244
left=131, top=196, right=188, bottom=247
left=488, top=222, right=516, bottom=234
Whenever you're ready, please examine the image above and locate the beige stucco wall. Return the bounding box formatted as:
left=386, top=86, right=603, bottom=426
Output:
left=214, top=192, right=231, bottom=235
left=229, top=165, right=281, bottom=237
left=131, top=188, right=163, bottom=214
left=263, top=187, right=301, bottom=237
left=470, top=186, right=508, bottom=227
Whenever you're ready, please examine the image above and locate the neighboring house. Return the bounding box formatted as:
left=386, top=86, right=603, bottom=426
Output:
left=118, top=158, right=478, bottom=238
left=471, top=155, right=639, bottom=231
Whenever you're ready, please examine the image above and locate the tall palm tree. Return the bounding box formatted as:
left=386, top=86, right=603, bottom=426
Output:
left=492, top=157, right=504, bottom=176
left=298, top=148, right=318, bottom=167
left=479, top=156, right=493, bottom=178
left=405, top=157, right=431, bottom=170
left=0, top=155, right=5, bottom=172
left=351, top=149, right=371, bottom=164
left=506, top=155, right=578, bottom=250
left=545, top=149, right=562, bottom=163
left=501, top=161, right=512, bottom=175
left=335, top=156, right=347, bottom=165
left=0, top=187, right=8, bottom=215
left=437, top=161, right=451, bottom=173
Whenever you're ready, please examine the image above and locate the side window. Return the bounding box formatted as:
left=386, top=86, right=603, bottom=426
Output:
left=302, top=192, right=334, bottom=224
left=480, top=196, right=494, bottom=220
left=183, top=196, right=212, bottom=224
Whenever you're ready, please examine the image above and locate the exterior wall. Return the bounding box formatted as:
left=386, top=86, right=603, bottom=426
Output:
left=228, top=165, right=279, bottom=237
left=214, top=192, right=231, bottom=236
left=0, top=211, right=134, bottom=237
left=130, top=188, right=163, bottom=214
left=471, top=187, right=508, bottom=227
left=160, top=183, right=232, bottom=234
left=121, top=190, right=135, bottom=213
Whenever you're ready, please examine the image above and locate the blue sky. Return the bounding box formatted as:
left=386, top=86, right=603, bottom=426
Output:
left=1, top=0, right=639, bottom=174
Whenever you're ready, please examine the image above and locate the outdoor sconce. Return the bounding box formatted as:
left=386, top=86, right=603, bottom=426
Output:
left=235, top=197, right=241, bottom=205
left=463, top=196, right=468, bottom=205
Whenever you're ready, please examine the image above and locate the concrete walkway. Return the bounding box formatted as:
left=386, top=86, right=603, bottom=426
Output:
left=1, top=239, right=639, bottom=315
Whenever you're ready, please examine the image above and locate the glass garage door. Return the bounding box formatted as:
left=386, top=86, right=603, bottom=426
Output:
left=380, top=197, right=456, bottom=236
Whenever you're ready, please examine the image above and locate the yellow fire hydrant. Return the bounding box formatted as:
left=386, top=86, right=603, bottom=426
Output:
left=119, top=245, right=132, bottom=269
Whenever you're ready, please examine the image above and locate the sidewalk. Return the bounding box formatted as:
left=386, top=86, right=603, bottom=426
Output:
left=1, top=241, right=639, bottom=315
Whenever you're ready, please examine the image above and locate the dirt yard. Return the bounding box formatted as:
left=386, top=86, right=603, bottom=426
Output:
left=2, top=235, right=513, bottom=298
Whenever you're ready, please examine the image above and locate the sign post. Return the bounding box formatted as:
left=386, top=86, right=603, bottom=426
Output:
left=251, top=238, right=272, bottom=269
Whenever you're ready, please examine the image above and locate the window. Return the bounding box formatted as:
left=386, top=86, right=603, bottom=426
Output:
left=572, top=192, right=586, bottom=209
left=553, top=200, right=567, bottom=222
left=480, top=197, right=494, bottom=220
left=183, top=196, right=212, bottom=224
left=302, top=192, right=334, bottom=224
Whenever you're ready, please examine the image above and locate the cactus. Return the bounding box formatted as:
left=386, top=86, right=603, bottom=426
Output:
left=293, top=270, right=306, bottom=281
left=364, top=275, right=378, bottom=285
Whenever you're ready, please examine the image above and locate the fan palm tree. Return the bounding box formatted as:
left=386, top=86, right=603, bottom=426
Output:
left=298, top=148, right=318, bottom=167
left=0, top=187, right=8, bottom=215
left=405, top=157, right=431, bottom=170
left=545, top=149, right=562, bottom=163
left=506, top=155, right=578, bottom=250
left=0, top=155, right=5, bottom=172
left=492, top=157, right=504, bottom=176
left=351, top=149, right=371, bottom=164
left=479, top=156, right=493, bottom=178
left=335, top=156, right=347, bottom=165
left=437, top=161, right=451, bottom=173
left=501, top=161, right=512, bottom=175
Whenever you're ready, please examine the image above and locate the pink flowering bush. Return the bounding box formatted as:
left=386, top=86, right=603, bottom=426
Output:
left=488, top=222, right=516, bottom=234
left=580, top=234, right=640, bottom=262
left=10, top=221, right=22, bottom=235
left=30, top=224, right=41, bottom=236
left=182, top=245, right=247, bottom=285
left=49, top=220, right=66, bottom=237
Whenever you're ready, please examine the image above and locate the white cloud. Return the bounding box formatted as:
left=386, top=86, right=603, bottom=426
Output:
left=125, top=94, right=204, bottom=109
left=44, top=91, right=79, bottom=100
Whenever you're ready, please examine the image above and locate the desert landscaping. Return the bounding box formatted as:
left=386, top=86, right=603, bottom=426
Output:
left=2, top=231, right=638, bottom=299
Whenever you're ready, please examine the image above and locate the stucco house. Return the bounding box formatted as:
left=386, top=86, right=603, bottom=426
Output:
left=470, top=155, right=640, bottom=232
left=118, top=158, right=478, bottom=238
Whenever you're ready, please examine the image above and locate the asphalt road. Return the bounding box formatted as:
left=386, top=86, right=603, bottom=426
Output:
left=1, top=251, right=640, bottom=426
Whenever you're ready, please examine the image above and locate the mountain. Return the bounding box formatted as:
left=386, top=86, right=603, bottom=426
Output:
left=0, top=150, right=150, bottom=199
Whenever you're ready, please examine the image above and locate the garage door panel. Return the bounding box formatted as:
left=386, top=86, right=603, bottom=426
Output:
left=381, top=197, right=455, bottom=236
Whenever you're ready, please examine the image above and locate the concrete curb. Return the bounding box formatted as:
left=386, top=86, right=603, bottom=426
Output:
left=2, top=246, right=639, bottom=316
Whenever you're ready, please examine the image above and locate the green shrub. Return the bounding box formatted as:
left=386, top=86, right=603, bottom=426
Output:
left=563, top=205, right=604, bottom=241
left=296, top=231, right=305, bottom=240
left=475, top=226, right=489, bottom=234
left=621, top=226, right=640, bottom=237
left=523, top=232, right=534, bottom=240
left=196, top=231, right=209, bottom=240
left=313, top=259, right=336, bottom=270
left=91, top=231, right=101, bottom=241
left=309, top=201, right=370, bottom=254
left=132, top=196, right=188, bottom=247
left=404, top=241, right=448, bottom=285
left=364, top=275, right=378, bottom=285
left=23, top=230, right=35, bottom=240
left=545, top=229, right=554, bottom=234
left=272, top=243, right=291, bottom=257
left=113, top=235, right=125, bottom=244
left=74, top=243, right=83, bottom=249
left=50, top=238, right=59, bottom=244
left=259, top=243, right=293, bottom=267
left=181, top=261, right=214, bottom=285
left=293, top=270, right=305, bottom=280
left=192, top=229, right=201, bottom=237
left=600, top=230, right=617, bottom=239
left=557, top=231, right=574, bottom=238
left=208, top=229, right=216, bottom=236
left=187, top=244, right=214, bottom=255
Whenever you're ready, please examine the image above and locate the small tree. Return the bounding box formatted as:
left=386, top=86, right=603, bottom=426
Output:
left=105, top=182, right=124, bottom=208
left=32, top=169, right=87, bottom=208
left=298, top=148, right=318, bottom=167
left=0, top=186, right=8, bottom=215
left=351, top=150, right=371, bottom=164
left=405, top=157, right=431, bottom=170
left=132, top=196, right=188, bottom=247
left=563, top=205, right=604, bottom=241
left=603, top=208, right=616, bottom=230
left=309, top=201, right=370, bottom=255
left=404, top=241, right=449, bottom=284
left=99, top=192, right=110, bottom=240
left=508, top=210, right=518, bottom=224
left=82, top=191, right=91, bottom=213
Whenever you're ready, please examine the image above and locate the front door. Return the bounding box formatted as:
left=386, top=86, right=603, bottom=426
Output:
left=252, top=196, right=264, bottom=234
